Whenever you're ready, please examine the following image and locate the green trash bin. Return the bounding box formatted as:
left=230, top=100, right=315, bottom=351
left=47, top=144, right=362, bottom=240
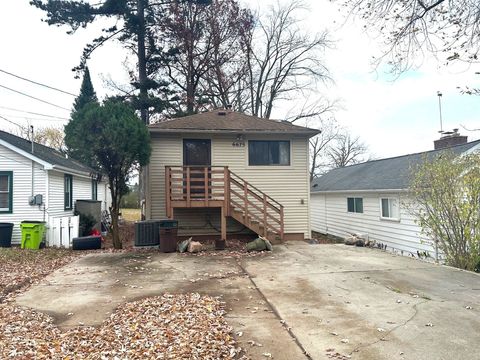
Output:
left=20, top=221, right=46, bottom=249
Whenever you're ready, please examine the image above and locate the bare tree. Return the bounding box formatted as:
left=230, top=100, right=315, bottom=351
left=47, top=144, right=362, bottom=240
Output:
left=309, top=118, right=339, bottom=180
left=328, top=132, right=368, bottom=168
left=339, top=0, right=480, bottom=72
left=33, top=126, right=65, bottom=151
left=243, top=1, right=332, bottom=119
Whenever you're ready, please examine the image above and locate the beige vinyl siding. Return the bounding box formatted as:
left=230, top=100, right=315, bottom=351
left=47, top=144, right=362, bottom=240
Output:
left=148, top=133, right=311, bottom=237
left=310, top=192, right=435, bottom=255
left=0, top=144, right=47, bottom=244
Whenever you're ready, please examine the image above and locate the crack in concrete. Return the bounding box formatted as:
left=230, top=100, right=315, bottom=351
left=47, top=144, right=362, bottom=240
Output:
left=349, top=299, right=429, bottom=356
left=237, top=259, right=313, bottom=360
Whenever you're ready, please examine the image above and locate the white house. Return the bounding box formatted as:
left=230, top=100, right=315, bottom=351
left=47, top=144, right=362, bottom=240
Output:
left=146, top=110, right=319, bottom=242
left=310, top=137, right=480, bottom=257
left=0, top=130, right=111, bottom=245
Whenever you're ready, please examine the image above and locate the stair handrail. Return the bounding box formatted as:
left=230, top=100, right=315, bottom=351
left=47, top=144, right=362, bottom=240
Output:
left=228, top=170, right=284, bottom=240
left=229, top=170, right=283, bottom=211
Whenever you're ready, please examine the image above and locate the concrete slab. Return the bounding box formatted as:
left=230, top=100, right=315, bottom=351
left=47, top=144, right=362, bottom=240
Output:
left=16, top=251, right=305, bottom=359
left=16, top=243, right=480, bottom=359
left=242, top=243, right=480, bottom=360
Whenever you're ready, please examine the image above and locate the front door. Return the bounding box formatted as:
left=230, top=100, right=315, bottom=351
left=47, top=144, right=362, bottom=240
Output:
left=183, top=139, right=211, bottom=166
left=183, top=139, right=211, bottom=198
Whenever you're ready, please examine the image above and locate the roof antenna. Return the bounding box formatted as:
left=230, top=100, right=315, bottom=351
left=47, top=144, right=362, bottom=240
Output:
left=30, top=125, right=34, bottom=154
left=437, top=91, right=443, bottom=134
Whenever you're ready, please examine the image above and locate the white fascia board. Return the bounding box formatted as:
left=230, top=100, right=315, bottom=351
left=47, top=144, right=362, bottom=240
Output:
left=0, top=139, right=53, bottom=169
left=51, top=165, right=93, bottom=179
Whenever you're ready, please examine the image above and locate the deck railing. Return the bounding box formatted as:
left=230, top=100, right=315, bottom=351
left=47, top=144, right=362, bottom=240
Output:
left=165, top=166, right=284, bottom=240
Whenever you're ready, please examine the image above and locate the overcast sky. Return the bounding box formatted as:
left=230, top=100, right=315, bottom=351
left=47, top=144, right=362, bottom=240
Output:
left=0, top=0, right=479, bottom=159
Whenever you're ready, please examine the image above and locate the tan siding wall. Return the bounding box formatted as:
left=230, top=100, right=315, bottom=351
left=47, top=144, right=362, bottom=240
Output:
left=148, top=133, right=311, bottom=238
left=310, top=191, right=435, bottom=255
left=0, top=145, right=47, bottom=244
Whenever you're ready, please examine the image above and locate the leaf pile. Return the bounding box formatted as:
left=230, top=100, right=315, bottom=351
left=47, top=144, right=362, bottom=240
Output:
left=0, top=293, right=238, bottom=359
left=0, top=248, right=79, bottom=300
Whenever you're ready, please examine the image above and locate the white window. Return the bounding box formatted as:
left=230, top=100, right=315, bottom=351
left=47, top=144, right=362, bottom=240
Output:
left=380, top=197, right=399, bottom=220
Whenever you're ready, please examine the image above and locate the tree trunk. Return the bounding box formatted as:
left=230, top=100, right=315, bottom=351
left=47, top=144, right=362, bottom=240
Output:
left=109, top=179, right=122, bottom=249
left=111, top=206, right=122, bottom=249
left=137, top=0, right=148, bottom=125
left=137, top=0, right=149, bottom=220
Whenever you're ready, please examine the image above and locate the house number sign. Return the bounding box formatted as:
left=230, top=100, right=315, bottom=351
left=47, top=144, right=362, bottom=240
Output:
left=232, top=141, right=245, bottom=147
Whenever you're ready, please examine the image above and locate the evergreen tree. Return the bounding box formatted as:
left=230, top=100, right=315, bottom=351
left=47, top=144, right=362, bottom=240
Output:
left=72, top=67, right=98, bottom=113
left=65, top=99, right=151, bottom=249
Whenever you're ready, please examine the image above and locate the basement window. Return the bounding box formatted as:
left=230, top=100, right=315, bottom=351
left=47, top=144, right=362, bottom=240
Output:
left=248, top=140, right=290, bottom=166
left=347, top=197, right=363, bottom=213
left=0, top=172, right=13, bottom=213
left=380, top=197, right=400, bottom=220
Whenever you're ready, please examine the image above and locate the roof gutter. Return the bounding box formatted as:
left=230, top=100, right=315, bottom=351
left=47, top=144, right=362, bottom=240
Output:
left=51, top=165, right=98, bottom=179
left=311, top=188, right=409, bottom=194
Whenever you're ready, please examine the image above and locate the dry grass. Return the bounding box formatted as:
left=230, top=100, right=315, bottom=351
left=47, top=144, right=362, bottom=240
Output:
left=120, top=208, right=141, bottom=222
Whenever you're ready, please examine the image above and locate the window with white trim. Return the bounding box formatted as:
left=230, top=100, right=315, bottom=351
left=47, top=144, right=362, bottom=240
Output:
left=92, top=179, right=98, bottom=201
left=380, top=197, right=400, bottom=220
left=64, top=174, right=73, bottom=210
left=0, top=172, right=13, bottom=213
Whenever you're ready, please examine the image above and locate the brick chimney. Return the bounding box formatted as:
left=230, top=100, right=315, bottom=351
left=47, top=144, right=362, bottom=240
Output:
left=434, top=128, right=468, bottom=150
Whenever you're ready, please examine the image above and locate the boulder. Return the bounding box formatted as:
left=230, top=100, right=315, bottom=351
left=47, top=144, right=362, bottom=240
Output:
left=187, top=241, right=203, bottom=253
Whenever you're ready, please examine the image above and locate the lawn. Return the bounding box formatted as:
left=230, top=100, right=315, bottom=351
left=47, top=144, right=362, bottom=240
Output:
left=120, top=208, right=141, bottom=222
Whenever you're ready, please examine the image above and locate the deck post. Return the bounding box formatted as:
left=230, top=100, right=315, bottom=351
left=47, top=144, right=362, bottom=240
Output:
left=186, top=167, right=191, bottom=207
left=224, top=167, right=230, bottom=216
left=165, top=166, right=171, bottom=218
left=263, top=194, right=268, bottom=237
left=204, top=166, right=209, bottom=206
left=243, top=180, right=248, bottom=224
left=280, top=205, right=284, bottom=240
left=221, top=205, right=227, bottom=241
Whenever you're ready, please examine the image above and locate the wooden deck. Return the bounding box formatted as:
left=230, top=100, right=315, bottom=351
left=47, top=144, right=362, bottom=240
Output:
left=165, top=166, right=284, bottom=242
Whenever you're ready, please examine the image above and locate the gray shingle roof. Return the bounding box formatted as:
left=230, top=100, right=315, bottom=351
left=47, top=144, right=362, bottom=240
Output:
left=311, top=139, right=480, bottom=192
left=149, top=110, right=320, bottom=136
left=0, top=130, right=94, bottom=175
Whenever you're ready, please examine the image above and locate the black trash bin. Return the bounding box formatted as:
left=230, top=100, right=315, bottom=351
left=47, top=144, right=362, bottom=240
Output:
left=0, top=223, right=14, bottom=248
left=159, top=219, right=178, bottom=253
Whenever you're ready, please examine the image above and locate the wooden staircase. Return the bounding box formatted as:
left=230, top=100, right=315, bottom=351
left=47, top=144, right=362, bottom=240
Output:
left=165, top=166, right=284, bottom=242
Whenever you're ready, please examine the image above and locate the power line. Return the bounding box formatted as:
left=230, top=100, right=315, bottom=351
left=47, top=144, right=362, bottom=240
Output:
left=0, top=113, right=68, bottom=122
left=0, top=68, right=77, bottom=97
left=0, top=105, right=69, bottom=120
left=0, top=83, right=71, bottom=111
left=0, top=114, right=26, bottom=130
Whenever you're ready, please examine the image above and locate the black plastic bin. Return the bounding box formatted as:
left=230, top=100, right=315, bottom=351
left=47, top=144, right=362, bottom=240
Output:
left=72, top=235, right=102, bottom=250
left=159, top=219, right=178, bottom=253
left=0, top=223, right=14, bottom=248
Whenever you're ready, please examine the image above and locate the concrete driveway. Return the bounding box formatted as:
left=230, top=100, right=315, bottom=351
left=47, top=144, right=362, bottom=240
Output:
left=17, top=243, right=480, bottom=359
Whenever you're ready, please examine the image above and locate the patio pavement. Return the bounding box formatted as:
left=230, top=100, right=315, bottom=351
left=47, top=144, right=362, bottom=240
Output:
left=17, top=243, right=480, bottom=359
